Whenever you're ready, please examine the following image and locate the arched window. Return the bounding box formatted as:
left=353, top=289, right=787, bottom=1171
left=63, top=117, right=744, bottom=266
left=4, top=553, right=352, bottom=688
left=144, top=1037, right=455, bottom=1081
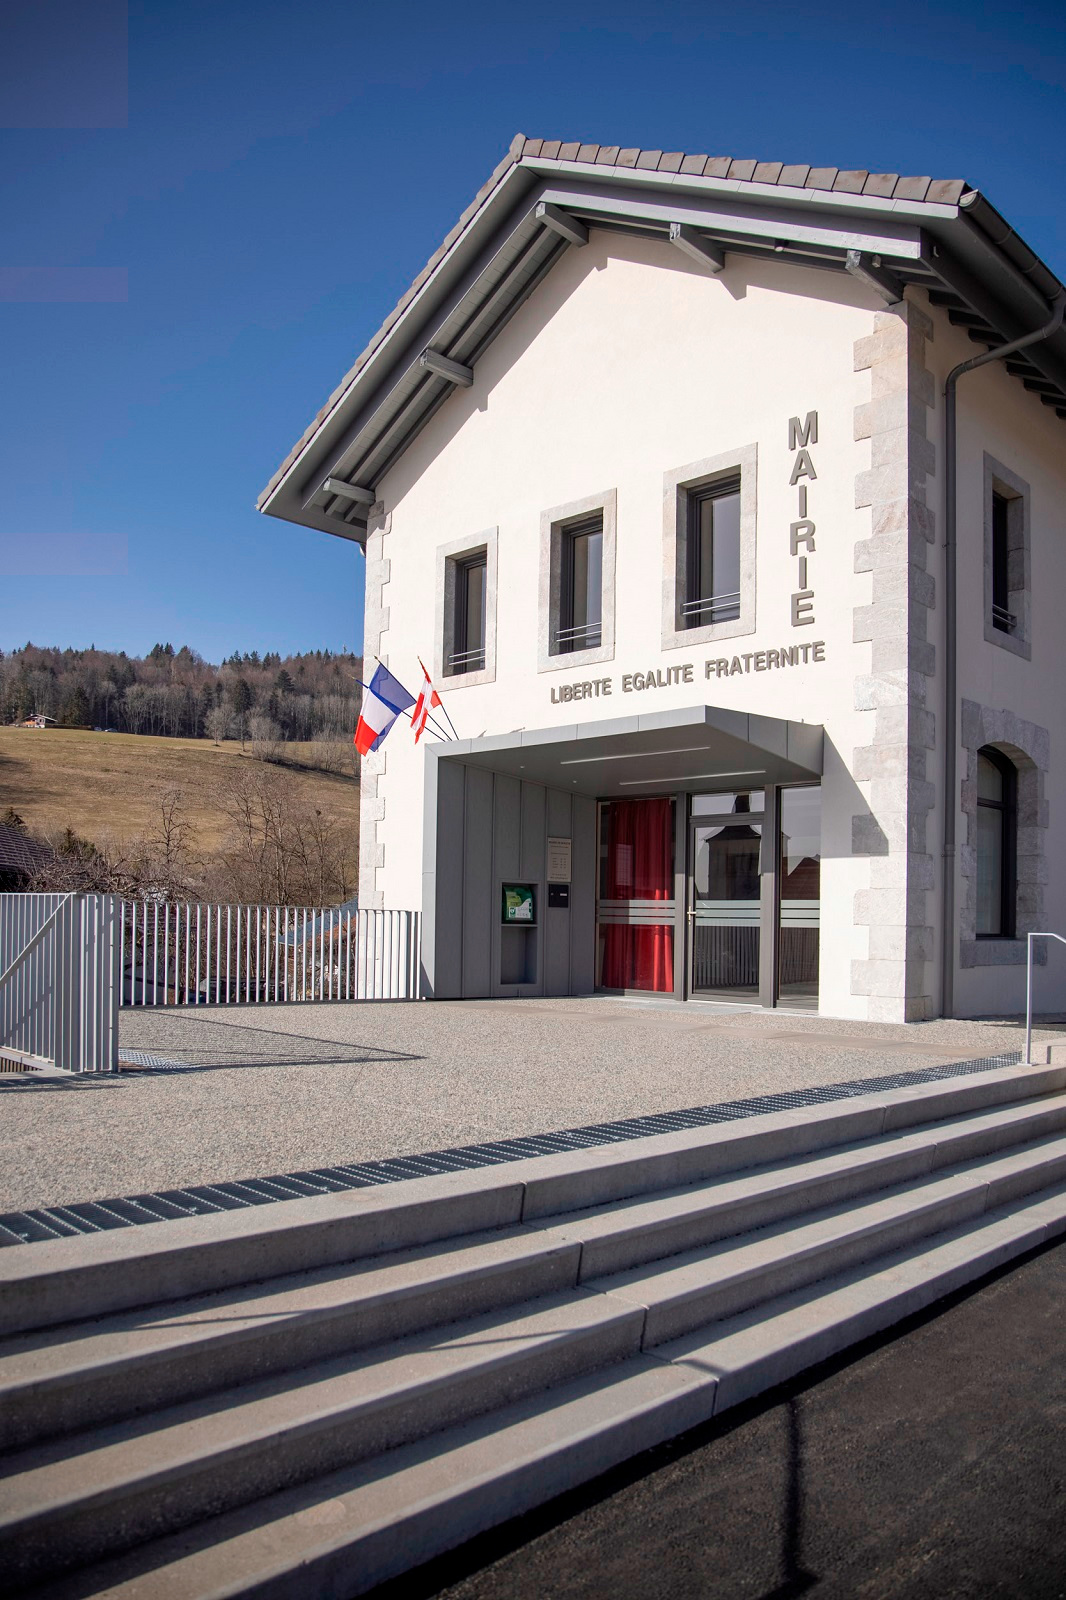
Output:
left=976, top=747, right=1017, bottom=938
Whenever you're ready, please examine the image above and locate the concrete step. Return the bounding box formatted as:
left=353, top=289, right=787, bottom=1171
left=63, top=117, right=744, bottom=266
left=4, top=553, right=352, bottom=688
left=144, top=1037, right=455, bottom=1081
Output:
left=6, top=1092, right=1064, bottom=1453
left=0, top=1228, right=582, bottom=1453
left=0, top=1290, right=645, bottom=1591
left=7, top=1128, right=1066, bottom=1590
left=592, top=1133, right=1066, bottom=1346
left=24, top=1184, right=1066, bottom=1600
left=6, top=1064, right=1061, bottom=1339
left=537, top=1092, right=1066, bottom=1282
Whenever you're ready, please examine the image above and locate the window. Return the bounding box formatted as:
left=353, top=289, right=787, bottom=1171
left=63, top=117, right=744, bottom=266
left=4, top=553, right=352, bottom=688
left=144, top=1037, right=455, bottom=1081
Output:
left=976, top=747, right=1016, bottom=938
left=557, top=515, right=603, bottom=653
left=983, top=456, right=1030, bottom=660
left=662, top=445, right=756, bottom=651
left=684, top=478, right=741, bottom=627
left=991, top=492, right=1013, bottom=633
left=449, top=552, right=486, bottom=675
left=539, top=491, right=616, bottom=671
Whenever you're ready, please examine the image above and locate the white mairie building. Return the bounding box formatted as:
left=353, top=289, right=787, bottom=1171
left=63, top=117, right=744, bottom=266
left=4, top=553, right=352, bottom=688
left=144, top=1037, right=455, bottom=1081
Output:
left=260, top=136, right=1066, bottom=1022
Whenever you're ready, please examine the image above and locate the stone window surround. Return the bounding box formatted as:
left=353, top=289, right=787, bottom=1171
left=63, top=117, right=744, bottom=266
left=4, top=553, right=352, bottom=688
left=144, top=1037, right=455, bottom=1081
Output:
left=661, top=443, right=758, bottom=652
left=434, top=527, right=498, bottom=689
left=959, top=700, right=1048, bottom=969
left=537, top=488, right=617, bottom=674
left=983, top=453, right=1031, bottom=661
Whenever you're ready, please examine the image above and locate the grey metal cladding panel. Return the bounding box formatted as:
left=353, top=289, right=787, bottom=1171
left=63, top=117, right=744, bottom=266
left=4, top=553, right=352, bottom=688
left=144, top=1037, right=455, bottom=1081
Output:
left=570, top=793, right=598, bottom=995
left=576, top=716, right=641, bottom=742
left=494, top=775, right=522, bottom=881
left=545, top=786, right=572, bottom=839
left=746, top=713, right=789, bottom=762
left=520, top=780, right=547, bottom=882
left=520, top=722, right=581, bottom=748
left=434, top=760, right=467, bottom=999
left=702, top=704, right=752, bottom=743
left=462, top=766, right=495, bottom=997
left=786, top=721, right=825, bottom=774
left=492, top=774, right=522, bottom=999
left=634, top=706, right=709, bottom=734
left=421, top=753, right=441, bottom=878
left=541, top=803, right=569, bottom=997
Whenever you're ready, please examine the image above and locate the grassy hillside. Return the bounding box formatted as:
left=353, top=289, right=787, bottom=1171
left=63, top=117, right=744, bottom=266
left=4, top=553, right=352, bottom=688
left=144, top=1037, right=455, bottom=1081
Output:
left=0, top=728, right=359, bottom=857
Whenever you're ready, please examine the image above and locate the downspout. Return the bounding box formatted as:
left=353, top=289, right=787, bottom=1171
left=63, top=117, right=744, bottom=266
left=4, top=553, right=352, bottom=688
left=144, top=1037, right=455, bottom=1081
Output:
left=940, top=288, right=1066, bottom=1017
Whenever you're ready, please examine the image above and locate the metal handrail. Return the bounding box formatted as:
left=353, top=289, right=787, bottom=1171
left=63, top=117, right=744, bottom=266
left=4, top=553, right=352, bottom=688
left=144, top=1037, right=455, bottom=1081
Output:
left=1025, top=931, right=1066, bottom=1064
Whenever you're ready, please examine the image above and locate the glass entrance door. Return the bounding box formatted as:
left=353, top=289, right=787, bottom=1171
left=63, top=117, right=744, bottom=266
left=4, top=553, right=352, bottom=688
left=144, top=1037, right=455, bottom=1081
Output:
left=688, top=794, right=763, bottom=999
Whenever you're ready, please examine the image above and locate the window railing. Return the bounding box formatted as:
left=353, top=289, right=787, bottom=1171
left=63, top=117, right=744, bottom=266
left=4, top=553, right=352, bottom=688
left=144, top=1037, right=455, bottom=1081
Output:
left=991, top=602, right=1016, bottom=632
left=448, top=647, right=485, bottom=673
left=554, top=622, right=602, bottom=651
left=682, top=590, right=741, bottom=624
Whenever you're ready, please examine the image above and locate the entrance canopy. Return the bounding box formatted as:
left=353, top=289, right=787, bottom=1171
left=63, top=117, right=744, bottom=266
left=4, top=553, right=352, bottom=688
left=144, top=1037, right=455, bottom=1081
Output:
left=431, top=704, right=822, bottom=798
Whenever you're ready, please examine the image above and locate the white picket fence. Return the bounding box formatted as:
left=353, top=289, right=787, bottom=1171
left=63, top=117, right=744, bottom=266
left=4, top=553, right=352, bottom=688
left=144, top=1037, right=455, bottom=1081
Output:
left=119, top=903, right=421, bottom=1007
left=0, top=893, right=120, bottom=1074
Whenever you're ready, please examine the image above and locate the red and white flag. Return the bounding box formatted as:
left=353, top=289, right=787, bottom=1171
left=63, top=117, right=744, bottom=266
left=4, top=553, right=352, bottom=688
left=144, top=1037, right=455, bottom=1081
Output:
left=411, top=662, right=442, bottom=743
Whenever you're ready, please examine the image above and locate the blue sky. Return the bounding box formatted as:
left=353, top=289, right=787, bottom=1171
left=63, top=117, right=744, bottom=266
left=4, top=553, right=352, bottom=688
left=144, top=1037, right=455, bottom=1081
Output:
left=1, top=0, right=1064, bottom=661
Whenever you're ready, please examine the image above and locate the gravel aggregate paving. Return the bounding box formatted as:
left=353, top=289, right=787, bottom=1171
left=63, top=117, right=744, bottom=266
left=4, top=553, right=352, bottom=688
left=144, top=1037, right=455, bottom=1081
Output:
left=0, top=998, right=1057, bottom=1213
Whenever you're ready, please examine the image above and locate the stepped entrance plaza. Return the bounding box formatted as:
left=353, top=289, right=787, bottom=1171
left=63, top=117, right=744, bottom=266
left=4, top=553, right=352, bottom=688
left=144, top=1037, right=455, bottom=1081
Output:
left=0, top=997, right=1058, bottom=1216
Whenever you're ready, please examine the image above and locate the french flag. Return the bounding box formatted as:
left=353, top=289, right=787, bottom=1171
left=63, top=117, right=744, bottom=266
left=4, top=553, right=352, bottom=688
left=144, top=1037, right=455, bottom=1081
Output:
left=354, top=663, right=416, bottom=756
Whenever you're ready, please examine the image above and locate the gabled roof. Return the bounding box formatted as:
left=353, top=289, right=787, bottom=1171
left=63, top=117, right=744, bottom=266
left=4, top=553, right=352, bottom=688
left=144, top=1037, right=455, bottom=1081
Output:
left=0, top=823, right=52, bottom=883
left=260, top=134, right=1066, bottom=544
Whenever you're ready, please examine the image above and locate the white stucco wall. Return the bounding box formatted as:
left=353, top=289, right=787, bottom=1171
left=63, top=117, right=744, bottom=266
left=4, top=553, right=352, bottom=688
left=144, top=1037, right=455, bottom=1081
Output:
left=365, top=229, right=887, bottom=1018
left=929, top=311, right=1066, bottom=1018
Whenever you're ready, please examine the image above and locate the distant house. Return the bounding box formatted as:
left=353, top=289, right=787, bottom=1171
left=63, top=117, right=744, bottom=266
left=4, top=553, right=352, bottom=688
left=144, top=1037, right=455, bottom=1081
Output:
left=21, top=714, right=57, bottom=730
left=0, top=824, right=53, bottom=891
left=280, top=897, right=359, bottom=949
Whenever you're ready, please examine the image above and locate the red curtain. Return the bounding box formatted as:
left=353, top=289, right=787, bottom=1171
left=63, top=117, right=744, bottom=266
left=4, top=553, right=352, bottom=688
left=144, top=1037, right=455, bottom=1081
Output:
left=601, top=798, right=674, bottom=992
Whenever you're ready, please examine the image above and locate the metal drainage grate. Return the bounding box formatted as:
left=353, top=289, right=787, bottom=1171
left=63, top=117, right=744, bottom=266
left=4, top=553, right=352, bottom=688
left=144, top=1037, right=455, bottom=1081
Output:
left=0, top=1051, right=1023, bottom=1248
left=118, top=1051, right=201, bottom=1073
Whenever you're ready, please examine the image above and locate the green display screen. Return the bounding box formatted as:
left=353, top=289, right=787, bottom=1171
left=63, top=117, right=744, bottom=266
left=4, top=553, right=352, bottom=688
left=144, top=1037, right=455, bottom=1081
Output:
left=501, top=884, right=536, bottom=925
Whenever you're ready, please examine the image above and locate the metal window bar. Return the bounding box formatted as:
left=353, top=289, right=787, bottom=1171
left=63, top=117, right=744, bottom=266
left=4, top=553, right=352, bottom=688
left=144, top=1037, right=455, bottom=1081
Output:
left=554, top=622, right=602, bottom=649
left=991, top=602, right=1016, bottom=631
left=447, top=648, right=486, bottom=672
left=681, top=591, right=741, bottom=622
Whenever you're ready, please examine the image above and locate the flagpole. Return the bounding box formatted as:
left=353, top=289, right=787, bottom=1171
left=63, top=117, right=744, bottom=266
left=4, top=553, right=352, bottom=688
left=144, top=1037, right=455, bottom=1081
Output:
left=418, top=655, right=461, bottom=741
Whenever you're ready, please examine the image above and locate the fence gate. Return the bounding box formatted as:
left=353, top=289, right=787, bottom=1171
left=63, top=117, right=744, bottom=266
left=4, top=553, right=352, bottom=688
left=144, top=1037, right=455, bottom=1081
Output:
left=119, top=904, right=421, bottom=1007
left=0, top=893, right=120, bottom=1074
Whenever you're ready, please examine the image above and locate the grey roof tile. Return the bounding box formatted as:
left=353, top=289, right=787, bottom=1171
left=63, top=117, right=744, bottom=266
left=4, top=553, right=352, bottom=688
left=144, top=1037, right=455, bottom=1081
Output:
left=926, top=178, right=967, bottom=205
left=259, top=132, right=986, bottom=507
left=892, top=175, right=932, bottom=201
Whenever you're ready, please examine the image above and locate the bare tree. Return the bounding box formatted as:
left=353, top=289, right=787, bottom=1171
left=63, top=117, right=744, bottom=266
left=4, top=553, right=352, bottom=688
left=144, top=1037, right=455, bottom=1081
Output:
left=208, top=765, right=353, bottom=905
left=248, top=713, right=282, bottom=762
left=205, top=705, right=232, bottom=744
